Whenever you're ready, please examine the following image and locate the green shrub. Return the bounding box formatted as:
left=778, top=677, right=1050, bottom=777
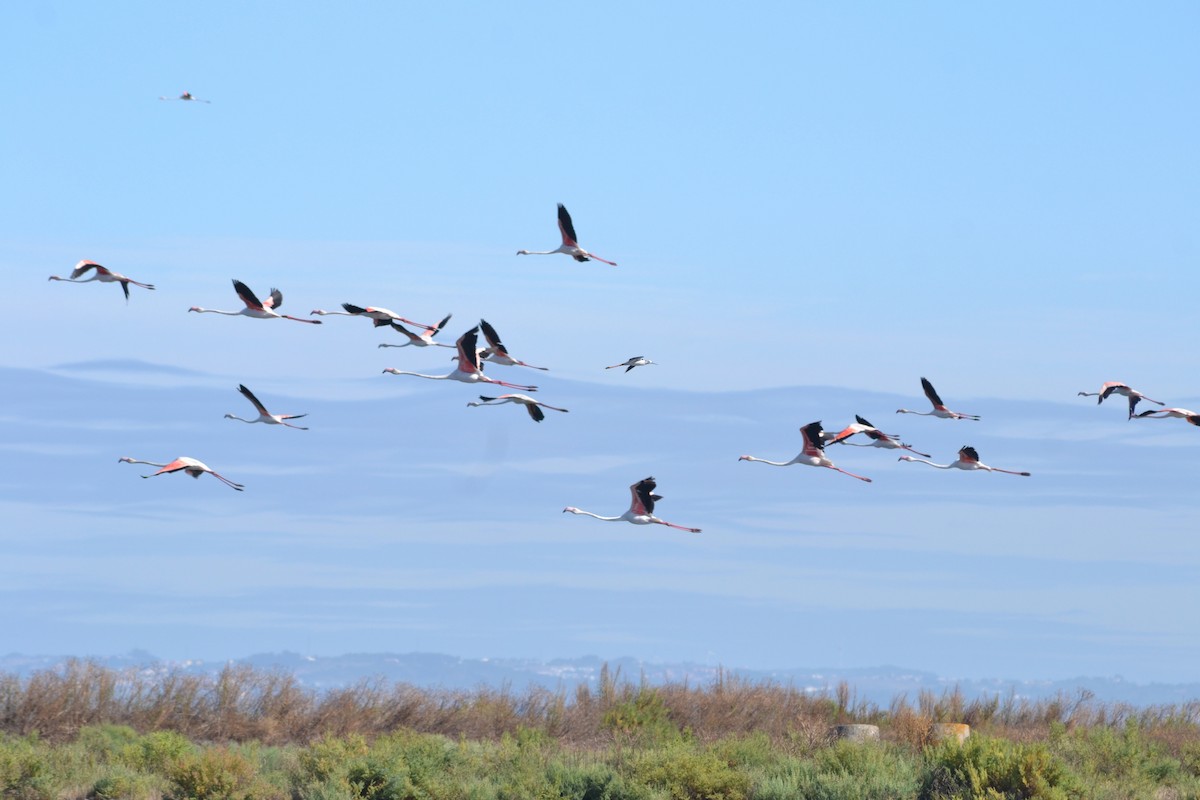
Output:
left=77, top=725, right=140, bottom=762
left=604, top=691, right=682, bottom=747
left=296, top=734, right=371, bottom=784
left=346, top=758, right=412, bottom=800
left=922, top=735, right=1081, bottom=799
left=89, top=766, right=164, bottom=800
left=0, top=735, right=51, bottom=800
left=122, top=729, right=194, bottom=773
left=631, top=742, right=750, bottom=800
left=166, top=745, right=271, bottom=800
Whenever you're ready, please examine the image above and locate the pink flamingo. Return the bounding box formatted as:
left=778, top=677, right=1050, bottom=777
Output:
left=517, top=203, right=617, bottom=266
left=478, top=319, right=549, bottom=370
left=48, top=260, right=156, bottom=302
left=739, top=421, right=873, bottom=482
left=118, top=456, right=244, bottom=490
left=466, top=394, right=568, bottom=422
left=827, top=415, right=931, bottom=457
left=896, top=377, right=980, bottom=420
left=563, top=476, right=701, bottom=533
left=383, top=327, right=537, bottom=391
left=159, top=91, right=210, bottom=103
left=378, top=314, right=455, bottom=349
left=224, top=385, right=308, bottom=429
left=190, top=280, right=321, bottom=324
left=899, top=446, right=1030, bottom=476
left=310, top=303, right=431, bottom=328
left=1078, top=382, right=1164, bottom=419
left=1134, top=407, right=1200, bottom=426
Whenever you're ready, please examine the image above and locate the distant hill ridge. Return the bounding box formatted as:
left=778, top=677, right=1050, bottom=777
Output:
left=1, top=651, right=1195, bottom=707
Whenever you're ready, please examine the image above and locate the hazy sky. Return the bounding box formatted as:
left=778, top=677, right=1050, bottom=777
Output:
left=2, top=2, right=1199, bottom=685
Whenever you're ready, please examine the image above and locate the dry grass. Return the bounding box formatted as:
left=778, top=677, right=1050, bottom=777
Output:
left=1, top=659, right=1199, bottom=755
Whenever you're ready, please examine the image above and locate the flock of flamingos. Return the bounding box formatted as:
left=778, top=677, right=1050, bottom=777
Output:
left=48, top=145, right=1197, bottom=533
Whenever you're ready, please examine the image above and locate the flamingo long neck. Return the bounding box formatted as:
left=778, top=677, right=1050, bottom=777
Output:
left=225, top=415, right=260, bottom=424
left=192, top=308, right=241, bottom=315
left=51, top=275, right=98, bottom=284
left=741, top=456, right=799, bottom=466
left=567, top=508, right=622, bottom=522
left=517, top=249, right=559, bottom=256
left=906, top=458, right=951, bottom=469
left=896, top=409, right=935, bottom=416
left=121, top=458, right=168, bottom=467
left=387, top=370, right=449, bottom=380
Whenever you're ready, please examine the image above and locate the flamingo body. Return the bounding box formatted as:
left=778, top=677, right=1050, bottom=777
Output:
left=896, top=377, right=980, bottom=420
left=739, top=421, right=873, bottom=482
left=225, top=384, right=308, bottom=429
left=383, top=327, right=538, bottom=391
left=1078, top=382, right=1164, bottom=419
left=48, top=260, right=156, bottom=301
left=118, top=456, right=244, bottom=490
left=898, top=446, right=1030, bottom=476
left=467, top=394, right=568, bottom=422
left=517, top=203, right=617, bottom=266
left=563, top=477, right=700, bottom=533
left=190, top=280, right=321, bottom=324
left=378, top=314, right=455, bottom=349
left=828, top=415, right=931, bottom=457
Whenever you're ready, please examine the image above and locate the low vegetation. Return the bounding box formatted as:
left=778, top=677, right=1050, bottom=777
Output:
left=0, top=661, right=1198, bottom=798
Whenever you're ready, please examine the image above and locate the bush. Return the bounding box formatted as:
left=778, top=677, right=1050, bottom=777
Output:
left=631, top=742, right=750, bottom=800
left=166, top=745, right=276, bottom=800
left=922, top=735, right=1081, bottom=799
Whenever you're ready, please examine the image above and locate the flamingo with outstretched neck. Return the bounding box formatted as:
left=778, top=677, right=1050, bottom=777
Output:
left=224, top=385, right=308, bottom=429
left=190, top=280, right=321, bottom=324
left=563, top=477, right=700, bottom=533
left=466, top=394, right=567, bottom=422
left=517, top=203, right=617, bottom=266
left=827, top=415, right=931, bottom=457
left=896, top=377, right=980, bottom=420
left=1078, top=382, right=1164, bottom=419
left=739, top=421, right=873, bottom=482
left=311, top=303, right=431, bottom=328
left=383, top=327, right=537, bottom=391
left=48, top=260, right=155, bottom=302
left=477, top=319, right=549, bottom=370
left=118, top=456, right=244, bottom=490
left=898, top=446, right=1030, bottom=476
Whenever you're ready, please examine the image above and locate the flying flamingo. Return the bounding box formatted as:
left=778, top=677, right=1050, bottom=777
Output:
left=159, top=91, right=210, bottom=103
left=48, top=260, right=156, bottom=302
left=1077, top=382, right=1164, bottom=419
left=1133, top=407, right=1200, bottom=426
left=828, top=415, right=931, bottom=457
left=477, top=319, right=548, bottom=370
left=563, top=476, right=701, bottom=533
left=383, top=326, right=538, bottom=391
left=189, top=280, right=321, bottom=324
left=606, top=357, right=656, bottom=372
left=896, top=377, right=980, bottom=420
left=118, top=456, right=244, bottom=490
left=517, top=203, right=618, bottom=266
left=225, top=384, right=308, bottom=429
left=466, top=394, right=568, bottom=422
left=310, top=303, right=430, bottom=328
left=898, top=446, right=1030, bottom=476
left=738, top=421, right=873, bottom=482
left=378, top=314, right=455, bottom=349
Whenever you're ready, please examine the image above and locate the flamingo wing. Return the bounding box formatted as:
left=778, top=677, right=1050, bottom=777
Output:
left=920, top=377, right=945, bottom=408
left=557, top=203, right=579, bottom=246
left=265, top=288, right=282, bottom=309
left=232, top=280, right=265, bottom=310
left=154, top=458, right=193, bottom=476
left=958, top=446, right=980, bottom=463
left=855, top=415, right=875, bottom=427
left=800, top=421, right=826, bottom=456
left=456, top=327, right=482, bottom=373
left=479, top=319, right=509, bottom=357
left=237, top=384, right=270, bottom=416
left=431, top=313, right=453, bottom=335
left=525, top=403, right=545, bottom=422
left=631, top=476, right=658, bottom=515
left=342, top=303, right=368, bottom=315
left=71, top=260, right=104, bottom=279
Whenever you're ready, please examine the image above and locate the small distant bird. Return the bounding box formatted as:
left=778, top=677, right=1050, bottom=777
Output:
left=467, top=394, right=568, bottom=422
left=478, top=319, right=548, bottom=370
left=189, top=280, right=321, bottom=324
left=311, top=303, right=430, bottom=328
left=898, top=446, right=1030, bottom=476
left=159, top=91, right=210, bottom=103
left=1133, top=407, right=1200, bottom=426
left=118, top=456, right=244, bottom=490
left=378, top=314, right=455, bottom=349
left=563, top=476, right=701, bottom=533
left=225, top=384, right=308, bottom=429
left=739, top=421, right=873, bottom=482
left=828, top=415, right=931, bottom=458
left=896, top=377, right=980, bottom=420
left=517, top=203, right=617, bottom=266
left=48, top=260, right=155, bottom=302
left=1078, top=382, right=1164, bottom=419
left=383, top=326, right=538, bottom=391
left=606, top=357, right=656, bottom=372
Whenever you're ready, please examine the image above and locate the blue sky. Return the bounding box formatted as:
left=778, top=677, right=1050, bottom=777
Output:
left=2, top=2, right=1199, bottom=685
